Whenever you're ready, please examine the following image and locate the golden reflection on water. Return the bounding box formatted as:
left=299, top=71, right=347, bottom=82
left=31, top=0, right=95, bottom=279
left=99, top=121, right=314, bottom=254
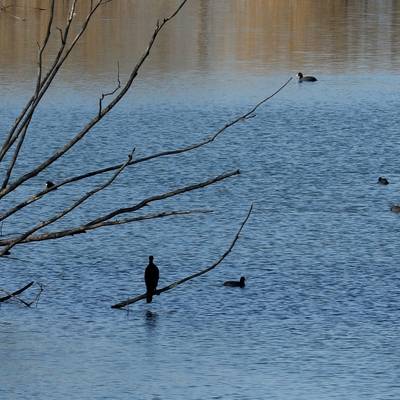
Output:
left=0, top=0, right=400, bottom=80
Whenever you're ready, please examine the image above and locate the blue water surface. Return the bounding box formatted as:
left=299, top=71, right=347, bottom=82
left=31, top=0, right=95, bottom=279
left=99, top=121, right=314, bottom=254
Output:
left=1, top=1, right=400, bottom=399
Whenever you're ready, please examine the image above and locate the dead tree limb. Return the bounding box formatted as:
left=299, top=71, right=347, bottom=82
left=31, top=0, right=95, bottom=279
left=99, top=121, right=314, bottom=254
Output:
left=0, top=0, right=188, bottom=200
left=0, top=209, right=212, bottom=246
left=0, top=77, right=291, bottom=224
left=111, top=203, right=253, bottom=309
left=0, top=169, right=238, bottom=249
left=0, top=150, right=135, bottom=256
left=0, top=0, right=78, bottom=164
left=0, top=0, right=55, bottom=190
left=0, top=281, right=34, bottom=303
left=84, top=169, right=240, bottom=229
left=0, top=0, right=106, bottom=166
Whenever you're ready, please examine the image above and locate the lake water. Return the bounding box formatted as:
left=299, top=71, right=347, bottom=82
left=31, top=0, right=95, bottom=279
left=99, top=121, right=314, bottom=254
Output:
left=1, top=1, right=400, bottom=399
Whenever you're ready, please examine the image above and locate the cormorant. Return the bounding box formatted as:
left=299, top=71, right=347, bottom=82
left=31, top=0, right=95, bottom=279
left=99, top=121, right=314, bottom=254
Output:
left=223, top=276, right=246, bottom=288
left=144, top=255, right=159, bottom=303
left=297, top=72, right=317, bottom=82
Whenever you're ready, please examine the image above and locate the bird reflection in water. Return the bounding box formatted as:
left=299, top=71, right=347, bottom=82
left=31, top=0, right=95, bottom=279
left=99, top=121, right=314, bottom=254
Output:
left=145, top=310, right=158, bottom=330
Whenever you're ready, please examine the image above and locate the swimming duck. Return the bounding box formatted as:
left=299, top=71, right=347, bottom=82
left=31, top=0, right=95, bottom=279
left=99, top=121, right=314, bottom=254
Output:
left=223, top=276, right=245, bottom=288
left=378, top=177, right=389, bottom=185
left=297, top=72, right=317, bottom=82
left=390, top=205, right=400, bottom=213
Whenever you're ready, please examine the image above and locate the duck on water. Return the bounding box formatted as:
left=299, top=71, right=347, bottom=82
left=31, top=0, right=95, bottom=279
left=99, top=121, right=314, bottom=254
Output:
left=378, top=176, right=389, bottom=185
left=297, top=72, right=317, bottom=82
left=223, top=276, right=245, bottom=288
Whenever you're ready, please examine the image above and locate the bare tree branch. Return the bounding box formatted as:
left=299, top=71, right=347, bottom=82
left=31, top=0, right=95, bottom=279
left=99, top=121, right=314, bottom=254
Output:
left=0, top=150, right=135, bottom=256
left=0, top=169, right=238, bottom=249
left=0, top=209, right=212, bottom=246
left=0, top=0, right=78, bottom=164
left=111, top=203, right=253, bottom=309
left=98, top=62, right=121, bottom=118
left=0, top=0, right=55, bottom=187
left=0, top=0, right=188, bottom=200
left=0, top=281, right=34, bottom=303
left=84, top=169, right=239, bottom=229
left=0, top=281, right=44, bottom=307
left=0, top=78, right=291, bottom=224
left=35, top=0, right=55, bottom=96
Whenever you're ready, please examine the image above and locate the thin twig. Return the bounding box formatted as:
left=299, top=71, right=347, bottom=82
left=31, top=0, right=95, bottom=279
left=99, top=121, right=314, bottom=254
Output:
left=31, top=282, right=44, bottom=307
left=98, top=62, right=121, bottom=118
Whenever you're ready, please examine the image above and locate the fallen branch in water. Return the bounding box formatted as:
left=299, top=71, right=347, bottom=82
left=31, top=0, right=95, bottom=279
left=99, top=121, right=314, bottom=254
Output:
left=111, top=204, right=253, bottom=309
left=0, top=281, right=44, bottom=307
left=0, top=281, right=34, bottom=304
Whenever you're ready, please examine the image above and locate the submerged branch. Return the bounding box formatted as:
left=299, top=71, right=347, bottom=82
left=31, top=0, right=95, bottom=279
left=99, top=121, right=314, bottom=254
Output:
left=0, top=281, right=44, bottom=307
left=111, top=203, right=253, bottom=309
left=0, top=281, right=34, bottom=304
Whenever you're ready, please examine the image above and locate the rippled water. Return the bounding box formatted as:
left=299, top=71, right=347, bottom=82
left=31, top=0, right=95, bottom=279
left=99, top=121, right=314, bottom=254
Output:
left=1, top=1, right=400, bottom=399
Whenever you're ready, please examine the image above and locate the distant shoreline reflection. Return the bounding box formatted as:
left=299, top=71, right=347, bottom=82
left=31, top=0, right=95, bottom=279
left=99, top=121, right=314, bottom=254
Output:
left=0, top=0, right=399, bottom=83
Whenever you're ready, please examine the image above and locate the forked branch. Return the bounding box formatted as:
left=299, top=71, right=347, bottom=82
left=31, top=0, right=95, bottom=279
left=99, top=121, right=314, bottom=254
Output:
left=0, top=150, right=135, bottom=256
left=0, top=169, right=238, bottom=249
left=0, top=281, right=34, bottom=303
left=0, top=0, right=188, bottom=200
left=0, top=78, right=291, bottom=224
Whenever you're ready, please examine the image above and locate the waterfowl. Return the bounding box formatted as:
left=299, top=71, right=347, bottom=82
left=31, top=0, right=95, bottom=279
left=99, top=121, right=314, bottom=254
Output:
left=390, top=205, right=400, bottom=213
left=46, top=181, right=56, bottom=189
left=144, top=255, right=159, bottom=303
left=223, top=276, right=245, bottom=288
left=297, top=72, right=317, bottom=82
left=378, top=177, right=389, bottom=185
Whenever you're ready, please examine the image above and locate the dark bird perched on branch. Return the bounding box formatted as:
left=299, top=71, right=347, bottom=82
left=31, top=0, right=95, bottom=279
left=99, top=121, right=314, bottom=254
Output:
left=297, top=72, right=317, bottom=82
left=144, top=256, right=159, bottom=303
left=223, top=276, right=245, bottom=288
left=378, top=176, right=389, bottom=185
left=46, top=181, right=56, bottom=189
